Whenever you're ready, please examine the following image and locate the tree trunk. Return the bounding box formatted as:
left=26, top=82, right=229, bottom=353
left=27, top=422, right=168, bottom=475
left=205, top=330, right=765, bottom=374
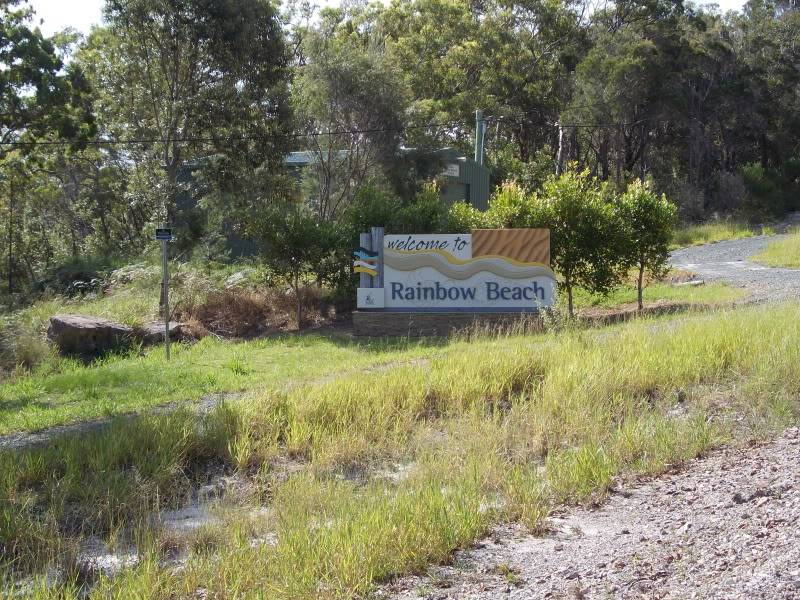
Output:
left=556, top=123, right=565, bottom=175
left=294, top=270, right=302, bottom=330
left=166, top=160, right=180, bottom=225
left=637, top=263, right=645, bottom=311
left=7, top=178, right=13, bottom=295
left=565, top=275, right=574, bottom=318
left=570, top=127, right=580, bottom=165
left=599, top=132, right=610, bottom=181
left=615, top=125, right=623, bottom=186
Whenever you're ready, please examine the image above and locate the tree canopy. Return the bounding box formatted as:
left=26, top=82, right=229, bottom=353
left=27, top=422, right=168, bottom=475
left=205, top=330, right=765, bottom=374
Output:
left=1, top=0, right=799, bottom=300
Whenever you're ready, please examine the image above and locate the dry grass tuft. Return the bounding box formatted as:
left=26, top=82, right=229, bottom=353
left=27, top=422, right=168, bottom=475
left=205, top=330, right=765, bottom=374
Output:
left=264, top=285, right=329, bottom=329
left=184, top=289, right=271, bottom=338
left=178, top=286, right=330, bottom=337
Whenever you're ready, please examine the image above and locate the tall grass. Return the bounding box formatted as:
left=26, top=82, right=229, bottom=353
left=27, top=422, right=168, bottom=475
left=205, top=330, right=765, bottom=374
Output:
left=751, top=228, right=800, bottom=268
left=0, top=335, right=436, bottom=435
left=568, top=280, right=744, bottom=310
left=3, top=303, right=800, bottom=598
left=671, top=219, right=768, bottom=248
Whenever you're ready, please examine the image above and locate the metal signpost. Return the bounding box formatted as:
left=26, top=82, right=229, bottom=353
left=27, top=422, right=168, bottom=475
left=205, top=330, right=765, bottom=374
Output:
left=155, top=227, right=172, bottom=360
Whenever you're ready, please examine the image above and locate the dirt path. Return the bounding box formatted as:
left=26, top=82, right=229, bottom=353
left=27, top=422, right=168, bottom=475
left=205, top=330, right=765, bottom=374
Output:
left=379, top=428, right=800, bottom=600
left=670, top=222, right=800, bottom=303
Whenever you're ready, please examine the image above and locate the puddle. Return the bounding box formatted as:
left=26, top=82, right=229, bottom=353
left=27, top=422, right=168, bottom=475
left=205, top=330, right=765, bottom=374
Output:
left=77, top=536, right=139, bottom=579
left=159, top=505, right=219, bottom=533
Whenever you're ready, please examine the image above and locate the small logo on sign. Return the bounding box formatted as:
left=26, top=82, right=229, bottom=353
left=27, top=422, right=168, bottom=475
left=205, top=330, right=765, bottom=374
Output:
left=353, top=247, right=379, bottom=277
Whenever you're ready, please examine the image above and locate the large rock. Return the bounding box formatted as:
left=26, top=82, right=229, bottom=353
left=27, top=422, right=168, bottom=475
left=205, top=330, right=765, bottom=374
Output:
left=135, top=321, right=186, bottom=345
left=47, top=315, right=134, bottom=356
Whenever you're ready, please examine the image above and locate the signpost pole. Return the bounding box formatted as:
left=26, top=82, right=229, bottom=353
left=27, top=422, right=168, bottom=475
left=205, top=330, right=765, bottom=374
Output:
left=161, top=229, right=170, bottom=361
left=370, top=227, right=384, bottom=288
left=359, top=232, right=371, bottom=289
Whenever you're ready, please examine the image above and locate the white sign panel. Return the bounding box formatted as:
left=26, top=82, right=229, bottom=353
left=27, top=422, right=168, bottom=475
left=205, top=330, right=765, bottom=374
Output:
left=440, top=163, right=460, bottom=177
left=382, top=234, right=556, bottom=311
left=357, top=287, right=385, bottom=309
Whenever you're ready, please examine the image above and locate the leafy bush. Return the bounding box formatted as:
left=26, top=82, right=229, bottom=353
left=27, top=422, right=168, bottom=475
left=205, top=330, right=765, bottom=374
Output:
left=250, top=202, right=342, bottom=329
left=343, top=182, right=447, bottom=236
left=741, top=163, right=788, bottom=218
left=488, top=145, right=557, bottom=193
left=445, top=201, right=488, bottom=233
left=538, top=170, right=627, bottom=316
left=341, top=184, right=402, bottom=235
left=395, top=182, right=447, bottom=233
left=483, top=181, right=534, bottom=228
left=37, top=256, right=121, bottom=297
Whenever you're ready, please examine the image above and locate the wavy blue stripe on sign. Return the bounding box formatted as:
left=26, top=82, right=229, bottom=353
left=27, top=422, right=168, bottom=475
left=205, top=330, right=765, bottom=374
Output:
left=353, top=248, right=380, bottom=260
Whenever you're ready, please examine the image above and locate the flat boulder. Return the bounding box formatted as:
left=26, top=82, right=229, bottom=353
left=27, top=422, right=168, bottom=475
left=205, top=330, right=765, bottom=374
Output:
left=135, top=321, right=186, bottom=345
left=48, top=314, right=134, bottom=356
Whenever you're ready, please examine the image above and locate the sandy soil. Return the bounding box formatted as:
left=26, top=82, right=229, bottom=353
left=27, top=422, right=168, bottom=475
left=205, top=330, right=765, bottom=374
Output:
left=378, top=428, right=800, bottom=600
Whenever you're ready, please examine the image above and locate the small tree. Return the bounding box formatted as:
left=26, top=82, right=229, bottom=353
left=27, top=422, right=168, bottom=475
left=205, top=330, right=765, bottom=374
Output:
left=475, top=171, right=626, bottom=317
left=538, top=170, right=626, bottom=318
left=616, top=180, right=678, bottom=310
left=252, top=203, right=335, bottom=329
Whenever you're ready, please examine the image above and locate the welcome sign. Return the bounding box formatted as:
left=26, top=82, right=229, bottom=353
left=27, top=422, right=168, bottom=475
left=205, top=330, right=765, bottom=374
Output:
left=356, top=229, right=557, bottom=312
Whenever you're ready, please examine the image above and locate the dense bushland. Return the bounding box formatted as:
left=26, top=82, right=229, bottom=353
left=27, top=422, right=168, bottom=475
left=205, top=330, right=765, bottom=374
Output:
left=2, top=0, right=799, bottom=306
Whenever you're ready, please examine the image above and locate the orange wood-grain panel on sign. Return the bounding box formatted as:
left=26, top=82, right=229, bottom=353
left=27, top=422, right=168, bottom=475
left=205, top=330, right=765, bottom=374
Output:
left=471, top=228, right=550, bottom=265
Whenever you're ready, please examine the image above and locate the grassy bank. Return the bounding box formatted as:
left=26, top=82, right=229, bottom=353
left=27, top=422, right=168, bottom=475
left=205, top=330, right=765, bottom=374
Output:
left=0, top=258, right=746, bottom=437
left=751, top=229, right=800, bottom=268
left=3, top=303, right=799, bottom=598
left=671, top=220, right=768, bottom=248
left=568, top=280, right=744, bottom=310
left=0, top=334, right=437, bottom=436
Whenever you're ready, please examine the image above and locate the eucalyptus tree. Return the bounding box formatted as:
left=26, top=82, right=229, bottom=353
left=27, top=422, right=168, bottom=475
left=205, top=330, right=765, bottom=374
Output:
left=378, top=0, right=586, bottom=162
left=0, top=0, right=95, bottom=151
left=90, top=0, right=292, bottom=229
left=292, top=5, right=409, bottom=220
left=1, top=0, right=95, bottom=294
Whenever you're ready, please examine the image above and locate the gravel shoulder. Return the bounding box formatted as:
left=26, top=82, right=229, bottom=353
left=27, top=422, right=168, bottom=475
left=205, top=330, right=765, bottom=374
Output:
left=670, top=234, right=800, bottom=302
left=379, top=428, right=800, bottom=600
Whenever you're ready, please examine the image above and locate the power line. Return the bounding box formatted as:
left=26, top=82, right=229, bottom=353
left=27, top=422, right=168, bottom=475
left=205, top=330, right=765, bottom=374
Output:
left=0, top=111, right=674, bottom=149
left=0, top=118, right=475, bottom=149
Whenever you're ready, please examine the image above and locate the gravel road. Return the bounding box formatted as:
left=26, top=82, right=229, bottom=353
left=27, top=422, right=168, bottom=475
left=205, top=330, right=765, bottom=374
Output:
left=379, top=428, right=800, bottom=600
left=670, top=233, right=800, bottom=303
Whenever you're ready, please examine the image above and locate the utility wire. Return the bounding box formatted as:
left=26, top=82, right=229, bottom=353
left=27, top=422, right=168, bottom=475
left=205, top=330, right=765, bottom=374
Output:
left=0, top=118, right=473, bottom=148
left=0, top=111, right=670, bottom=149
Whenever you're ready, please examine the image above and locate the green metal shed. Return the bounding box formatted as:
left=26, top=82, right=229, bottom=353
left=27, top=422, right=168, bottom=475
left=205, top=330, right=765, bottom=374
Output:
left=432, top=148, right=491, bottom=211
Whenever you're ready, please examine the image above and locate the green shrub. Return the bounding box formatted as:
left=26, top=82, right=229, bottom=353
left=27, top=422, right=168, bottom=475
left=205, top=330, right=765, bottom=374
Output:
left=741, top=162, right=788, bottom=218
left=395, top=182, right=447, bottom=233
left=537, top=170, right=627, bottom=317
left=445, top=201, right=489, bottom=233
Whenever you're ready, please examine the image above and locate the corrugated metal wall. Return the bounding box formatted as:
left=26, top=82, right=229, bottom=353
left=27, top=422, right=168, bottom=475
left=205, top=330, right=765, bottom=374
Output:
left=439, top=159, right=491, bottom=211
